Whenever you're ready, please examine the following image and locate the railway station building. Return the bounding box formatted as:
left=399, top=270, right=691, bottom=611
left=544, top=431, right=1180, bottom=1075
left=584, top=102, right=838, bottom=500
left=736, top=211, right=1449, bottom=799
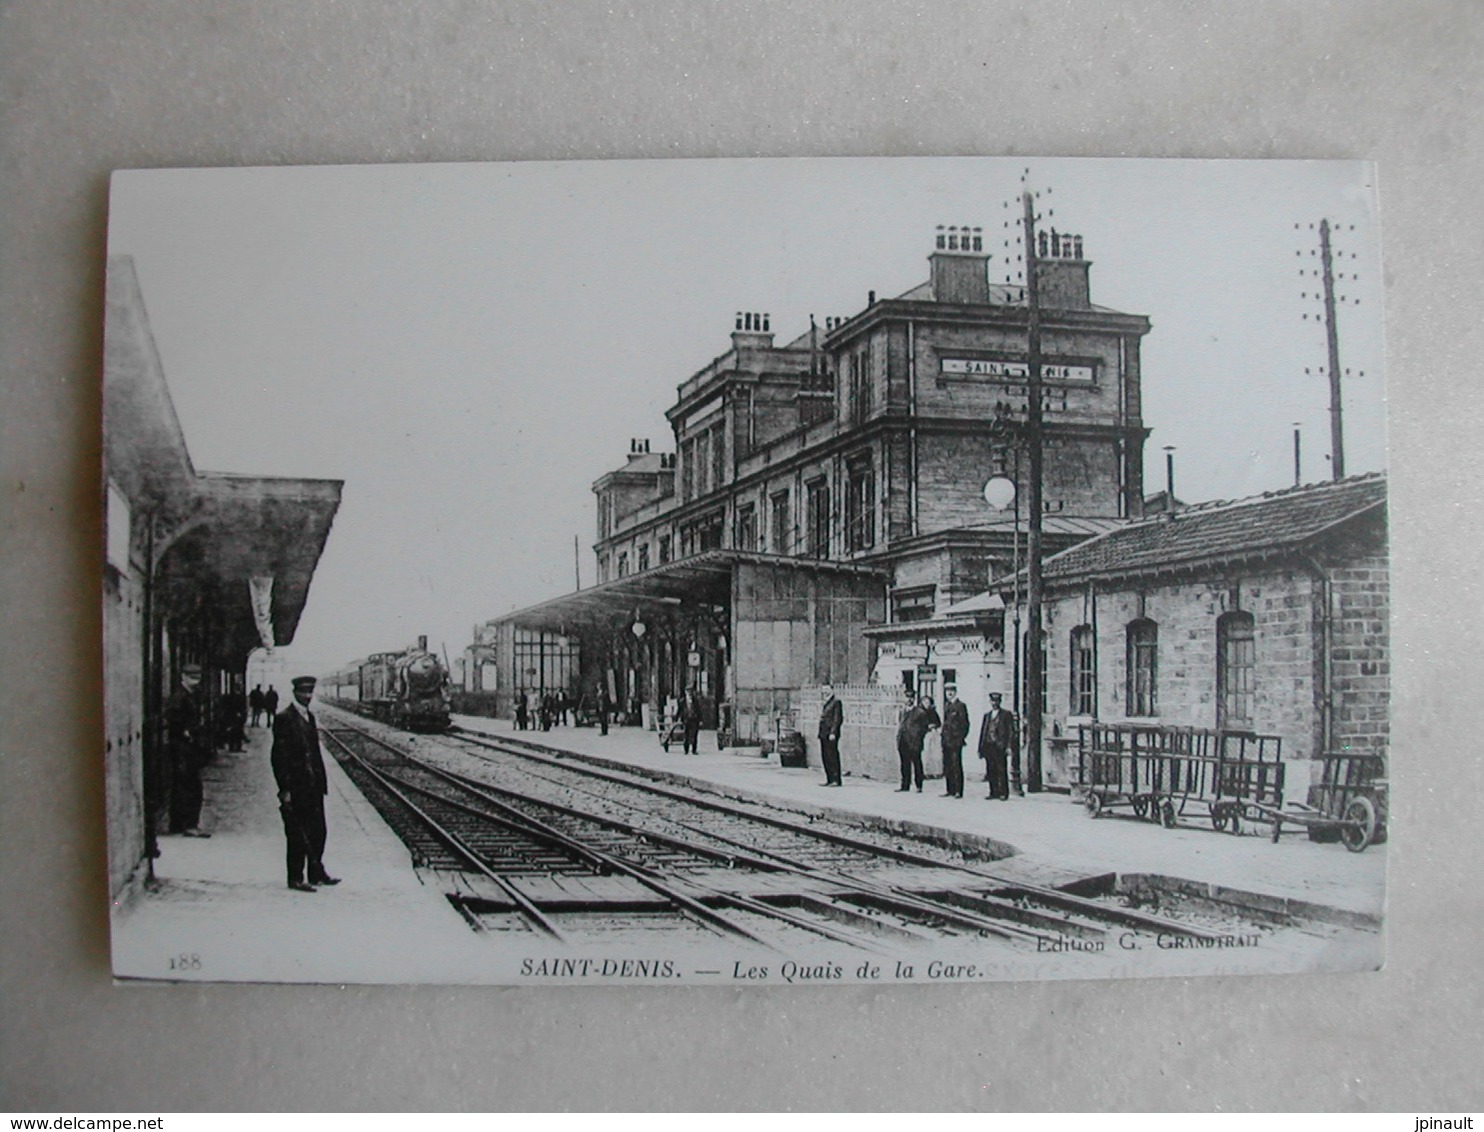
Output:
left=479, top=225, right=1153, bottom=759
left=103, top=257, right=342, bottom=901
left=1014, top=473, right=1389, bottom=789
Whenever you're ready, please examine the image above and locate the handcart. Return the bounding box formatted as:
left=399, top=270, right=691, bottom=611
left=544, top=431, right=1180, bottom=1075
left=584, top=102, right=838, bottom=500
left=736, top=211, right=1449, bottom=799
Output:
left=1079, top=725, right=1206, bottom=826
left=1249, top=751, right=1388, bottom=852
left=1208, top=731, right=1285, bottom=834
left=1080, top=724, right=1285, bottom=833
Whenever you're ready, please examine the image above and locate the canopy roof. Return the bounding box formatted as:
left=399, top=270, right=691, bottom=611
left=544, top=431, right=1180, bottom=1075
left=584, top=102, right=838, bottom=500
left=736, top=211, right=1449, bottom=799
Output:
left=494, top=550, right=888, bottom=635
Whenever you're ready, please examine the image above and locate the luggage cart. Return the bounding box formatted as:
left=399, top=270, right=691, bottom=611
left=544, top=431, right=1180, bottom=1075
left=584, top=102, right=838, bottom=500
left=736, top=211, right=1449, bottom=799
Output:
left=1080, top=725, right=1200, bottom=825
left=1250, top=751, right=1388, bottom=852
left=1143, top=727, right=1221, bottom=829
left=1209, top=732, right=1286, bottom=834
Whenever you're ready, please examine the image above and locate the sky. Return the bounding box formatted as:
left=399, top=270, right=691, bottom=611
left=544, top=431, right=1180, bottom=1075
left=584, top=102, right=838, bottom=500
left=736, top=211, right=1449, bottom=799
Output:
left=107, top=157, right=1386, bottom=676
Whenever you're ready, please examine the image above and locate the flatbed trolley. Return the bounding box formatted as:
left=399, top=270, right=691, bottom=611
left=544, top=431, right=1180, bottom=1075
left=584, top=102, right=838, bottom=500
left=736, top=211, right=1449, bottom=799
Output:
left=1249, top=751, right=1388, bottom=852
left=1208, top=731, right=1285, bottom=834
left=1079, top=724, right=1285, bottom=833
left=1078, top=725, right=1213, bottom=827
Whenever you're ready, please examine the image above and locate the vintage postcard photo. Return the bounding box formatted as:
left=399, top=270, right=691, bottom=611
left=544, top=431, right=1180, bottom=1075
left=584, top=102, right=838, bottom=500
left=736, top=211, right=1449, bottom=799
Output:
left=103, top=157, right=1387, bottom=985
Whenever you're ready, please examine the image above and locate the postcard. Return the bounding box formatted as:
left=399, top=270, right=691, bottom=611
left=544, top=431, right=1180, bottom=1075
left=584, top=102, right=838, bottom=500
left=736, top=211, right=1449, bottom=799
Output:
left=104, top=157, right=1387, bottom=984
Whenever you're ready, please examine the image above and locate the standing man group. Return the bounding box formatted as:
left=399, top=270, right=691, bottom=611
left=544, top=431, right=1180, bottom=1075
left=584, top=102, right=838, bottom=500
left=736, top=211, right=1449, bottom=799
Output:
left=270, top=675, right=339, bottom=893
left=817, top=684, right=843, bottom=787
left=978, top=691, right=1021, bottom=800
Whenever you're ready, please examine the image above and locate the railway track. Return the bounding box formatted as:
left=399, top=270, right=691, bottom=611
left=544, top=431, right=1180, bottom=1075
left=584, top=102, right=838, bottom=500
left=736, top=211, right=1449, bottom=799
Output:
left=323, top=711, right=1273, bottom=959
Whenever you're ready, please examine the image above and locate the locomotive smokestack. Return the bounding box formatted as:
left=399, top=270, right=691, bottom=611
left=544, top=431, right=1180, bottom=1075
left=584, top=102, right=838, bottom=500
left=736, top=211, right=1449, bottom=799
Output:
left=417, top=634, right=428, bottom=651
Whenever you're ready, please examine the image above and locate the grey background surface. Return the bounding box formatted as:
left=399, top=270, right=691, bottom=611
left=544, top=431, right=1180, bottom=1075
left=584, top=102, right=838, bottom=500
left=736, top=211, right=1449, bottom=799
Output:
left=1, top=0, right=1479, bottom=1112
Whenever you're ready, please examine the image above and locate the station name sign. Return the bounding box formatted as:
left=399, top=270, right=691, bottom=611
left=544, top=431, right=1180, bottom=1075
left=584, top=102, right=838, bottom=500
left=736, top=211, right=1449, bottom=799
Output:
left=941, top=358, right=1094, bottom=383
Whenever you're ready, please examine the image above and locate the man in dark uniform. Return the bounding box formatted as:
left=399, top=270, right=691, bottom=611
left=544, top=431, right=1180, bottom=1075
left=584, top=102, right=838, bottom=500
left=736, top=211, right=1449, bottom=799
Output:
left=939, top=685, right=970, bottom=798
left=270, top=675, right=339, bottom=892
left=817, top=684, right=844, bottom=787
left=166, top=663, right=211, bottom=837
left=263, top=684, right=279, bottom=724
left=679, top=690, right=703, bottom=755
left=895, top=694, right=941, bottom=793
left=249, top=684, right=265, bottom=728
left=978, top=692, right=1019, bottom=800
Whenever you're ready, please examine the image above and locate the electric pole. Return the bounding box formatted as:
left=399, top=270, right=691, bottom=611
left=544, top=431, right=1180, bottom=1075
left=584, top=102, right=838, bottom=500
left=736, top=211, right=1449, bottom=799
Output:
left=1319, top=219, right=1345, bottom=480
left=1022, top=188, right=1045, bottom=793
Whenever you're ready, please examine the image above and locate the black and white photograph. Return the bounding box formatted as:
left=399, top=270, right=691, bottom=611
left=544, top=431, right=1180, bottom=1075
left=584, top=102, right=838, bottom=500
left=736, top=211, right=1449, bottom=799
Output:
left=103, top=156, right=1388, bottom=986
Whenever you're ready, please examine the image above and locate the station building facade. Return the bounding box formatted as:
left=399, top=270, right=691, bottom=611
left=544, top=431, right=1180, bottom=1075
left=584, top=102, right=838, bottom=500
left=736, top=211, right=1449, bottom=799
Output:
left=1014, top=474, right=1389, bottom=788
left=482, top=226, right=1153, bottom=753
left=104, top=257, right=342, bottom=899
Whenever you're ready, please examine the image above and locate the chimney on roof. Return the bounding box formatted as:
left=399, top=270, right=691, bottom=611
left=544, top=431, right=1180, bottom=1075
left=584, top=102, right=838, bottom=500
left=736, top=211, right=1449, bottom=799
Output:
left=930, top=224, right=991, bottom=305
left=732, top=310, right=774, bottom=350
left=628, top=438, right=652, bottom=461
left=1033, top=228, right=1092, bottom=310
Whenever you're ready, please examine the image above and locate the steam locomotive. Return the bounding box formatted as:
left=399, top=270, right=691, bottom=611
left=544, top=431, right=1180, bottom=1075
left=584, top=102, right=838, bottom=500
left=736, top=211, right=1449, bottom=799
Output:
left=329, top=635, right=451, bottom=732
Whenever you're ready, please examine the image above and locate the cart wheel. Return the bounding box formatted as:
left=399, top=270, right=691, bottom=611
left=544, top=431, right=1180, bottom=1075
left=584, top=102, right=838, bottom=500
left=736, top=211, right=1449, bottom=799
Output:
left=1340, top=795, right=1378, bottom=853
left=1160, top=801, right=1177, bottom=829
left=1132, top=797, right=1149, bottom=820
left=1084, top=792, right=1104, bottom=818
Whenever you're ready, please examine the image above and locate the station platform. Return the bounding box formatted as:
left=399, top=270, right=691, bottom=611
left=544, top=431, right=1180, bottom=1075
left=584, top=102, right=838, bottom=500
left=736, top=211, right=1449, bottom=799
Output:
left=110, top=716, right=493, bottom=984
left=453, top=714, right=1387, bottom=922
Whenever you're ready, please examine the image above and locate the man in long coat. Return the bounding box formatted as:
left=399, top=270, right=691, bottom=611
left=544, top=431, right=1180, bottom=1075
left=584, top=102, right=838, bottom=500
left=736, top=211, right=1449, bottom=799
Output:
left=817, top=684, right=844, bottom=787
left=978, top=692, right=1019, bottom=800
left=939, top=685, right=970, bottom=798
left=271, top=675, right=339, bottom=892
left=895, top=695, right=941, bottom=793
left=166, top=663, right=210, bottom=836
left=679, top=690, right=703, bottom=755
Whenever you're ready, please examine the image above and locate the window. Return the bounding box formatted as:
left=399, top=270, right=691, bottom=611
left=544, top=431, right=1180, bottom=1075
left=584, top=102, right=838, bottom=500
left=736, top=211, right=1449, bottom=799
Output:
left=637, top=543, right=650, bottom=572
left=697, top=432, right=711, bottom=496
left=1070, top=625, right=1096, bottom=716
left=597, top=555, right=610, bottom=583
left=1024, top=631, right=1048, bottom=718
left=770, top=490, right=791, bottom=555
left=598, top=492, right=613, bottom=539
left=680, top=439, right=695, bottom=501
left=848, top=342, right=873, bottom=424
left=617, top=552, right=630, bottom=578
left=806, top=478, right=830, bottom=559
left=845, top=456, right=875, bottom=552
left=658, top=535, right=672, bottom=564
left=892, top=585, right=935, bottom=623
left=1126, top=620, right=1158, bottom=716
left=711, top=424, right=726, bottom=491
left=735, top=502, right=757, bottom=553
left=1217, top=611, right=1256, bottom=730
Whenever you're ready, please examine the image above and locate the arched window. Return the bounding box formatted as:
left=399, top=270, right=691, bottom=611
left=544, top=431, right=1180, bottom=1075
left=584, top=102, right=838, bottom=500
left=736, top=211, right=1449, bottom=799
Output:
left=1217, top=611, right=1256, bottom=730
left=1126, top=619, right=1158, bottom=716
left=1070, top=625, right=1096, bottom=716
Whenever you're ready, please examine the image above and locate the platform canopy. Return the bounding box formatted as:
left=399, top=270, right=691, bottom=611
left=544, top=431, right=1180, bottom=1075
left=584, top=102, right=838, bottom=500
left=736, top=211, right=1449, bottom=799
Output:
left=105, top=255, right=343, bottom=669
left=495, top=549, right=888, bottom=635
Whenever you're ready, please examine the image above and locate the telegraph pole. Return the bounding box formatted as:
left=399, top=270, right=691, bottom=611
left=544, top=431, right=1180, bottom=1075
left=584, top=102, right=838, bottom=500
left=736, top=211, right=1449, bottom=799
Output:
left=1021, top=189, right=1045, bottom=793
left=1319, top=219, right=1345, bottom=480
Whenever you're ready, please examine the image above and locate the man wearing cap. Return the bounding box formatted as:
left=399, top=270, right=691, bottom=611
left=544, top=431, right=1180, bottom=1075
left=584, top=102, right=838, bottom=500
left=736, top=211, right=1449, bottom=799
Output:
left=271, top=676, right=340, bottom=892
left=978, top=692, right=1019, bottom=801
left=166, top=663, right=211, bottom=837
left=817, top=684, right=843, bottom=787
left=939, top=685, right=970, bottom=798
